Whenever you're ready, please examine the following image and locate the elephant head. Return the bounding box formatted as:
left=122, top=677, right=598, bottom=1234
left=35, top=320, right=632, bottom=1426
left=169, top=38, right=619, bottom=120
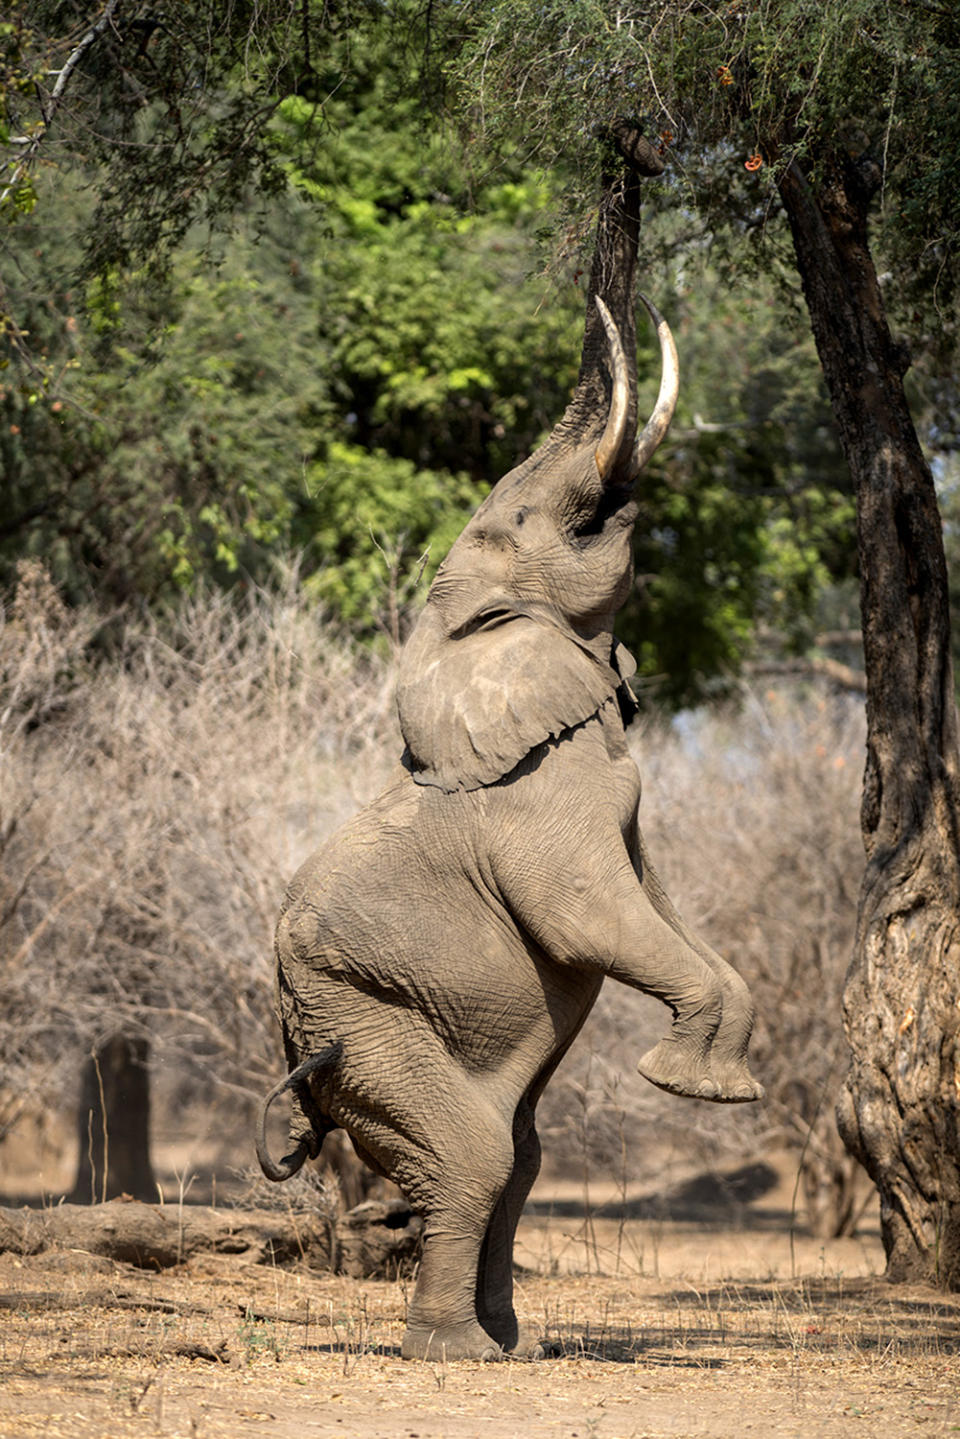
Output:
left=396, top=166, right=678, bottom=792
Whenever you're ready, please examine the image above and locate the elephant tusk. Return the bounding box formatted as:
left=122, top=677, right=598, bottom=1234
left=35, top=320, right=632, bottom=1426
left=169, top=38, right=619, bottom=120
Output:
left=632, top=293, right=679, bottom=476
left=593, top=295, right=631, bottom=484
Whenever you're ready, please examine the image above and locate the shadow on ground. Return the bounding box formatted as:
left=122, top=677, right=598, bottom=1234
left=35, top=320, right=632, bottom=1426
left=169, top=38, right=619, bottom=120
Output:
left=525, top=1160, right=787, bottom=1228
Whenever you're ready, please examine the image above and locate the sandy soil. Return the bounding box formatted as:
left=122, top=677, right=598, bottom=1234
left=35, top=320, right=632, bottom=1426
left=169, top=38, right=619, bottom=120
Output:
left=1, top=1184, right=958, bottom=1439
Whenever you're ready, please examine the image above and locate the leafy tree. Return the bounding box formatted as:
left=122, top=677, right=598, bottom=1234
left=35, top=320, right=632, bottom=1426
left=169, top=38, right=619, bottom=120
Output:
left=2, top=10, right=575, bottom=623
left=448, top=0, right=960, bottom=1287
left=628, top=265, right=854, bottom=703
left=2, top=195, right=325, bottom=602
left=0, top=149, right=567, bottom=624
left=4, top=2, right=861, bottom=687
left=0, top=1, right=334, bottom=271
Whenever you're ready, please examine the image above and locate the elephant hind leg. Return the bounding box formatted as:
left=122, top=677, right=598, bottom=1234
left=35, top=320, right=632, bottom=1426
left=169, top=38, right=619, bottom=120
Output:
left=475, top=1103, right=545, bottom=1357
left=400, top=1096, right=517, bottom=1362
left=340, top=1066, right=517, bottom=1362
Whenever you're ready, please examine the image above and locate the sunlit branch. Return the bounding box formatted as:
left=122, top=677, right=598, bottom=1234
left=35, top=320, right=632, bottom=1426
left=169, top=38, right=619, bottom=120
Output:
left=0, top=0, right=123, bottom=210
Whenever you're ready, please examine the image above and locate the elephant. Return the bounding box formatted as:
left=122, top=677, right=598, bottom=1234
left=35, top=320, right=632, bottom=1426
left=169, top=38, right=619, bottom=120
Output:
left=257, top=150, right=762, bottom=1363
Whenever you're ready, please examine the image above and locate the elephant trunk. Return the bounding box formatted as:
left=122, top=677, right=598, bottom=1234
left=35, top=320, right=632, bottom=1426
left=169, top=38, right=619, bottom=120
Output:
left=521, top=126, right=667, bottom=482
left=546, top=163, right=642, bottom=469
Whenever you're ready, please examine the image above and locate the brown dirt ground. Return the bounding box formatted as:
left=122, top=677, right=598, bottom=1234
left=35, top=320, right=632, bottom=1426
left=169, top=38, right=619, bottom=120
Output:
left=1, top=1174, right=959, bottom=1439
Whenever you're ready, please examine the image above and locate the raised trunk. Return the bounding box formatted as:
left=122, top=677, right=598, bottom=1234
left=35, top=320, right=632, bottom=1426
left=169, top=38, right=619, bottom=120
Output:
left=70, top=1034, right=156, bottom=1204
left=524, top=126, right=664, bottom=473
left=778, top=156, right=960, bottom=1288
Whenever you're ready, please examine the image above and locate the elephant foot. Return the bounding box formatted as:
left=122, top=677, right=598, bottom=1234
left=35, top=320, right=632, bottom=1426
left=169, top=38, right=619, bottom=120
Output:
left=480, top=1316, right=553, bottom=1359
left=508, top=1324, right=560, bottom=1359
left=401, top=1320, right=504, bottom=1362
left=639, top=1037, right=764, bottom=1104
left=637, top=1037, right=721, bottom=1101
left=708, top=1059, right=765, bottom=1103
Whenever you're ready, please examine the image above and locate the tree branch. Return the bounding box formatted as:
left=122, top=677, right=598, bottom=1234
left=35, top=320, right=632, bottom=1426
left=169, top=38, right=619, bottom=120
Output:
left=1, top=1, right=123, bottom=210
left=743, top=656, right=867, bottom=693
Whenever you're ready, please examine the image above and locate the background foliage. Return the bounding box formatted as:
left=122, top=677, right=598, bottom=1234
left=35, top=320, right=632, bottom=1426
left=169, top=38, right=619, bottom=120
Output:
left=1, top=0, right=879, bottom=695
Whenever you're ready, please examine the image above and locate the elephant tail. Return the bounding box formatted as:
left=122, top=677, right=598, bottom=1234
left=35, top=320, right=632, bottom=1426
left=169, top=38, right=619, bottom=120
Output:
left=255, top=1044, right=341, bottom=1183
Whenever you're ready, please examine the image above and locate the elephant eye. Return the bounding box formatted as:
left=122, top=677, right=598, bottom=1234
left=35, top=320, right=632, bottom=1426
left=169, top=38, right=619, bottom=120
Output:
left=515, top=508, right=527, bottom=526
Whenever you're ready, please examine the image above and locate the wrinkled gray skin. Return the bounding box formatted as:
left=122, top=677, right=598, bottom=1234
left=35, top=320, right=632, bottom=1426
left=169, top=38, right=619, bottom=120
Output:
left=258, top=159, right=762, bottom=1362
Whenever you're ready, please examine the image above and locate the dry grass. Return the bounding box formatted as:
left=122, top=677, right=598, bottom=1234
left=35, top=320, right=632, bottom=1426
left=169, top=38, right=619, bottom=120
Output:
left=0, top=568, right=399, bottom=1161
left=0, top=1207, right=957, bottom=1439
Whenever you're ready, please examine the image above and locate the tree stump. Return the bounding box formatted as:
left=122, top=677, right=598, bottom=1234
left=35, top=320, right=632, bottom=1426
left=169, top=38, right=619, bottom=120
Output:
left=335, top=1198, right=422, bottom=1278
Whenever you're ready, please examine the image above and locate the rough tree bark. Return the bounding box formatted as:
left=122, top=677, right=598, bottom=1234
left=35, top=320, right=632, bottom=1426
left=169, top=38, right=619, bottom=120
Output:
left=69, top=1034, right=157, bottom=1204
left=778, top=153, right=960, bottom=1288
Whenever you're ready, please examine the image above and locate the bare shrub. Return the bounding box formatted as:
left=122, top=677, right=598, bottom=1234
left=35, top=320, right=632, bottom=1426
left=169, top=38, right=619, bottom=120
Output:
left=2, top=567, right=868, bottom=1232
left=540, top=687, right=868, bottom=1237
left=0, top=569, right=399, bottom=1192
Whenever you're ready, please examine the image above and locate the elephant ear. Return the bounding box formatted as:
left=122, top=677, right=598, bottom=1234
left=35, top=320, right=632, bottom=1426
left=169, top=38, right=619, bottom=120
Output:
left=397, top=605, right=631, bottom=792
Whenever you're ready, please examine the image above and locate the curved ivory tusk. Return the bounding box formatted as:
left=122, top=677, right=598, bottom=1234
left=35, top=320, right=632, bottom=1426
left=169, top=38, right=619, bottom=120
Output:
left=632, top=293, right=679, bottom=476
left=593, top=295, right=631, bottom=483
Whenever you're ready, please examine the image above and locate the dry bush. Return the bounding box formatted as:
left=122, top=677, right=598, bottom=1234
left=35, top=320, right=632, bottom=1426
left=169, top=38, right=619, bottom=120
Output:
left=0, top=561, right=103, bottom=1148
left=2, top=568, right=869, bottom=1233
left=540, top=687, right=868, bottom=1237
left=0, top=568, right=399, bottom=1186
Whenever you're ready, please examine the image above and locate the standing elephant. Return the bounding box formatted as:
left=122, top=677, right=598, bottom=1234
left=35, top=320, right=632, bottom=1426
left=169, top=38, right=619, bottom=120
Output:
left=257, top=145, right=762, bottom=1362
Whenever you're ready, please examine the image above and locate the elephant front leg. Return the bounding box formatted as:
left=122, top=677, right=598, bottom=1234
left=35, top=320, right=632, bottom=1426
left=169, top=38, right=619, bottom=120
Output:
left=632, top=827, right=763, bottom=1103
left=494, top=830, right=745, bottom=1102
left=624, top=936, right=727, bottom=1102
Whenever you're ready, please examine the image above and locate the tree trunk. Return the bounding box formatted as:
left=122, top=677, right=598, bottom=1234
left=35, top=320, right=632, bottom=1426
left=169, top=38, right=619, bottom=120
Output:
left=800, top=1143, right=869, bottom=1240
left=778, top=154, right=960, bottom=1288
left=70, top=1034, right=157, bottom=1204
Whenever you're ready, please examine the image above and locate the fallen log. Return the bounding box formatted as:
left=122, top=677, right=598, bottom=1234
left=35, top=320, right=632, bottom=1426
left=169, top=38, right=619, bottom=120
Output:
left=0, top=1197, right=421, bottom=1277
left=0, top=1289, right=183, bottom=1313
